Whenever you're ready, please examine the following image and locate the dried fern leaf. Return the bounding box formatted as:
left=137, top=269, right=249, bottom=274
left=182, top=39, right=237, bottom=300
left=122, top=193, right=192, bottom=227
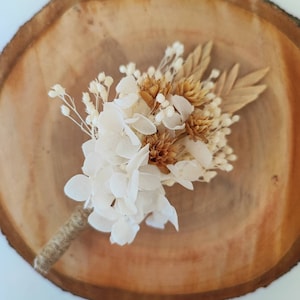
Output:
left=174, top=41, right=213, bottom=82
left=228, top=85, right=267, bottom=97
left=221, top=64, right=240, bottom=96
left=221, top=84, right=267, bottom=113
left=222, top=93, right=264, bottom=113
left=190, top=41, right=213, bottom=82
left=234, top=67, right=270, bottom=88
left=220, top=66, right=269, bottom=113
left=184, top=44, right=202, bottom=77
left=214, top=71, right=227, bottom=96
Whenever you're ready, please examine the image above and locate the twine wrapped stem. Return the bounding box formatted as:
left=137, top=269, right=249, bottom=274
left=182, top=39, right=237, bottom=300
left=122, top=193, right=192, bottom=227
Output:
left=34, top=205, right=92, bottom=275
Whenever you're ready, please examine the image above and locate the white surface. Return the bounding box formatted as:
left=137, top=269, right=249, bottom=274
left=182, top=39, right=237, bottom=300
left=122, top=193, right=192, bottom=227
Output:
left=0, top=1, right=300, bottom=299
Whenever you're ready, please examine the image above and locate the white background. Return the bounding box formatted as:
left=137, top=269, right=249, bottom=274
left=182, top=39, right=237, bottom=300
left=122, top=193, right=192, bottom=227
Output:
left=1, top=1, right=300, bottom=299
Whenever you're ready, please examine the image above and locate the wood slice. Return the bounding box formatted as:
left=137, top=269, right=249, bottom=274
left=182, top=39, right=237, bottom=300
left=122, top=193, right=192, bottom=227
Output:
left=1, top=0, right=300, bottom=299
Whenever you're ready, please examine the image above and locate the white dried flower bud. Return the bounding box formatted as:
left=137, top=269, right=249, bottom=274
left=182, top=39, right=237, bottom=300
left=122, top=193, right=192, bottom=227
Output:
left=154, top=70, right=162, bottom=80
left=85, top=115, right=92, bottom=125
left=164, top=70, right=173, bottom=82
left=165, top=46, right=174, bottom=57
left=217, top=137, right=227, bottom=148
left=203, top=171, right=217, bottom=182
left=223, top=164, right=233, bottom=172
left=127, top=62, right=136, bottom=75
left=216, top=152, right=226, bottom=159
left=222, top=128, right=231, bottom=135
left=96, top=83, right=107, bottom=100
left=214, top=97, right=222, bottom=105
left=221, top=117, right=232, bottom=127
left=213, top=107, right=221, bottom=117
left=173, top=41, right=184, bottom=56
left=173, top=57, right=183, bottom=71
left=48, top=90, right=58, bottom=98
left=89, top=81, right=98, bottom=94
left=61, top=105, right=70, bottom=116
left=232, top=115, right=240, bottom=123
left=98, top=72, right=106, bottom=82
left=224, top=146, right=233, bottom=155
left=161, top=100, right=170, bottom=108
left=156, top=93, right=165, bottom=104
left=85, top=102, right=96, bottom=114
left=210, top=69, right=220, bottom=79
left=147, top=66, right=155, bottom=77
left=206, top=93, right=216, bottom=101
left=48, top=84, right=66, bottom=98
left=119, top=65, right=127, bottom=74
left=228, top=154, right=237, bottom=161
left=82, top=92, right=90, bottom=104
left=92, top=116, right=98, bottom=126
left=133, top=70, right=141, bottom=78
left=155, top=110, right=165, bottom=123
left=203, top=82, right=214, bottom=90
left=104, top=76, right=113, bottom=87
left=166, top=106, right=175, bottom=117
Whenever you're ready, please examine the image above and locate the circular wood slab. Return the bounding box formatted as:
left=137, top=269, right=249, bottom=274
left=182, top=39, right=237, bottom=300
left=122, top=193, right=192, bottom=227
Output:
left=1, top=0, right=300, bottom=299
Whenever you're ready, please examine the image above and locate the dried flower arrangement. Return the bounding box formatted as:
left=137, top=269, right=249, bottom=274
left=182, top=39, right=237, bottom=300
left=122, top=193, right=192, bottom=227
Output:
left=34, top=41, right=268, bottom=273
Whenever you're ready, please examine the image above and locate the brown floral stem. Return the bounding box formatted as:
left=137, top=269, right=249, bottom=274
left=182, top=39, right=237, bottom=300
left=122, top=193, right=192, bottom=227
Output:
left=33, top=205, right=92, bottom=275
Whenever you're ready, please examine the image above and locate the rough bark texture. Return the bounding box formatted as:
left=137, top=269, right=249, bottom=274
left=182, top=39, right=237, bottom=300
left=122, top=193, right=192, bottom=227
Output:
left=1, top=0, right=300, bottom=299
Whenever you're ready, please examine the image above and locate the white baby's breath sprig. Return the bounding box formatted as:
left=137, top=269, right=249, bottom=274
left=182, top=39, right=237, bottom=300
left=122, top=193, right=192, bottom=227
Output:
left=49, top=85, right=93, bottom=137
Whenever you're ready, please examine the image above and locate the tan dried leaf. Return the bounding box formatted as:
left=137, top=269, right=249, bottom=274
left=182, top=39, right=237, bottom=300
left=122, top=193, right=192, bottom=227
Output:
left=215, top=65, right=269, bottom=114
left=174, top=41, right=213, bottom=82
left=234, top=67, right=270, bottom=88
left=220, top=64, right=240, bottom=96
left=213, top=71, right=227, bottom=96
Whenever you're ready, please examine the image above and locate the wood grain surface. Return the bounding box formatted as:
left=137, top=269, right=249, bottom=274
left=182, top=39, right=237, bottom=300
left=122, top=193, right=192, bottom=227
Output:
left=1, top=0, right=300, bottom=299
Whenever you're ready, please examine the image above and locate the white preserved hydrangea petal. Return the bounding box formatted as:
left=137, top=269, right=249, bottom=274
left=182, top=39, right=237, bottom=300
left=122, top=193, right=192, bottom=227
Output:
left=145, top=195, right=178, bottom=231
left=168, top=174, right=194, bottom=190
left=134, top=98, right=151, bottom=116
left=82, top=139, right=96, bottom=157
left=92, top=193, right=115, bottom=213
left=146, top=212, right=168, bottom=229
left=167, top=160, right=203, bottom=190
left=162, top=113, right=185, bottom=130
left=64, top=174, right=91, bottom=201
left=139, top=164, right=162, bottom=178
left=179, top=160, right=203, bottom=181
left=115, top=93, right=139, bottom=109
left=178, top=179, right=194, bottom=190
left=136, top=190, right=158, bottom=213
left=82, top=152, right=104, bottom=176
left=127, top=113, right=157, bottom=135
left=127, top=169, right=139, bottom=202
left=157, top=196, right=179, bottom=230
left=91, top=167, right=115, bottom=211
left=133, top=191, right=155, bottom=223
left=116, top=196, right=138, bottom=215
left=88, top=211, right=114, bottom=233
left=109, top=173, right=128, bottom=198
left=183, top=137, right=212, bottom=168
left=123, top=124, right=141, bottom=146
left=97, top=103, right=124, bottom=133
left=116, top=75, right=138, bottom=95
left=170, top=94, right=194, bottom=121
left=110, top=218, right=140, bottom=246
left=126, top=144, right=149, bottom=174
left=96, top=134, right=126, bottom=165
left=139, top=172, right=162, bottom=191
left=116, top=136, right=140, bottom=159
